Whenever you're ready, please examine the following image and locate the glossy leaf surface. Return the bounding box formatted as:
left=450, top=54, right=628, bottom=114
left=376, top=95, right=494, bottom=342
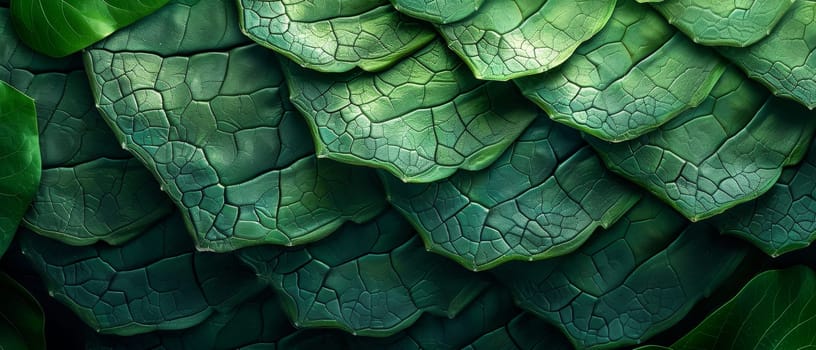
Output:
left=516, top=1, right=726, bottom=141
left=642, top=0, right=794, bottom=47
left=383, top=118, right=640, bottom=270
left=0, top=272, right=45, bottom=350
left=10, top=0, right=171, bottom=57
left=20, top=215, right=263, bottom=335
left=390, top=0, right=483, bottom=24
left=85, top=0, right=386, bottom=251
left=589, top=68, right=816, bottom=221
left=494, top=198, right=748, bottom=349
left=719, top=0, right=816, bottom=109
left=437, top=0, right=617, bottom=80
left=671, top=266, right=816, bottom=349
left=238, top=210, right=489, bottom=336
left=284, top=40, right=539, bottom=183
left=237, top=0, right=435, bottom=72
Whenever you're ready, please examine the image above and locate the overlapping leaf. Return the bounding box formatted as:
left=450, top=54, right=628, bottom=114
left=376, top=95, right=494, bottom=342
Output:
left=0, top=80, right=39, bottom=259
left=436, top=0, right=617, bottom=80
left=718, top=0, right=816, bottom=109
left=20, top=214, right=263, bottom=335
left=0, top=272, right=45, bottom=350
left=10, top=0, right=171, bottom=57
left=1, top=8, right=173, bottom=246
left=494, top=198, right=748, bottom=349
left=237, top=0, right=435, bottom=72
left=588, top=67, right=816, bottom=221
left=390, top=0, right=483, bottom=24
left=516, top=1, right=726, bottom=141
left=85, top=0, right=386, bottom=251
left=383, top=117, right=640, bottom=270
left=284, top=39, right=538, bottom=183
left=238, top=210, right=489, bottom=336
left=640, top=0, right=794, bottom=47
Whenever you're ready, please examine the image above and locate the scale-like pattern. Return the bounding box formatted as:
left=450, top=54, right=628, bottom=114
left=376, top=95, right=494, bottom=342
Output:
left=719, top=0, right=816, bottom=109
left=494, top=198, right=748, bottom=349
left=437, top=0, right=616, bottom=80
left=713, top=140, right=816, bottom=256
left=238, top=0, right=435, bottom=72
left=20, top=215, right=264, bottom=335
left=85, top=0, right=386, bottom=251
left=516, top=1, right=726, bottom=142
left=463, top=313, right=572, bottom=350
left=390, top=0, right=483, bottom=24
left=383, top=118, right=640, bottom=270
left=284, top=40, right=538, bottom=183
left=589, top=68, right=816, bottom=221
left=641, top=0, right=794, bottom=47
left=238, top=210, right=490, bottom=336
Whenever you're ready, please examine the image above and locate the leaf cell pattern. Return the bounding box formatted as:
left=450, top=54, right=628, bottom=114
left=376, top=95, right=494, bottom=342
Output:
left=237, top=0, right=435, bottom=72
left=238, top=210, right=490, bottom=336
left=516, top=1, right=726, bottom=142
left=390, top=0, right=484, bottom=24
left=437, top=0, right=617, bottom=80
left=588, top=67, right=816, bottom=221
left=284, top=40, right=539, bottom=183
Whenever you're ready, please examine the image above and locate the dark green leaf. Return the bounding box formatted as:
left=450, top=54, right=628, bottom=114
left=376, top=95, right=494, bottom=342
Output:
left=0, top=272, right=45, bottom=350
left=382, top=118, right=640, bottom=270
left=20, top=215, right=264, bottom=335
left=283, top=40, right=539, bottom=183
left=237, top=0, right=435, bottom=72
left=588, top=67, right=816, bottom=221
left=671, top=266, right=816, bottom=349
left=436, top=0, right=617, bottom=80
left=463, top=313, right=573, bottom=350
left=10, top=0, right=171, bottom=57
left=238, top=210, right=490, bottom=336
left=0, top=80, right=39, bottom=259
left=516, top=1, right=726, bottom=141
left=494, top=197, right=748, bottom=349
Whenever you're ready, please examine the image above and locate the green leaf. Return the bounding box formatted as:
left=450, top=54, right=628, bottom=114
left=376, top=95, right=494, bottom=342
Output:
left=238, top=210, right=490, bottom=336
left=516, top=1, right=726, bottom=142
left=671, top=266, right=816, bottom=349
left=641, top=0, right=794, bottom=47
left=20, top=214, right=263, bottom=336
left=237, top=0, right=435, bottom=72
left=588, top=67, right=816, bottom=221
left=436, top=0, right=617, bottom=80
left=85, top=0, right=386, bottom=251
left=463, top=313, right=573, bottom=350
left=390, top=0, right=483, bottom=24
left=0, top=272, right=45, bottom=350
left=9, top=0, right=171, bottom=57
left=0, top=80, right=39, bottom=259
left=718, top=0, right=816, bottom=109
left=494, top=197, right=748, bottom=349
left=382, top=117, right=640, bottom=270
left=712, top=140, right=816, bottom=257
left=2, top=8, right=173, bottom=245
left=283, top=40, right=539, bottom=183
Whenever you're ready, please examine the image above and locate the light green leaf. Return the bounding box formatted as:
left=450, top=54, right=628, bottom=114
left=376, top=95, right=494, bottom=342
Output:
left=712, top=140, right=816, bottom=257
left=238, top=210, right=490, bottom=337
left=10, top=0, right=171, bottom=57
left=237, top=0, right=435, bottom=72
left=494, top=198, right=748, bottom=349
left=20, top=214, right=264, bottom=336
left=588, top=67, right=816, bottom=221
left=436, top=0, right=617, bottom=80
left=516, top=1, right=726, bottom=142
left=85, top=0, right=386, bottom=251
left=641, top=0, right=795, bottom=47
left=0, top=80, right=39, bottom=259
left=0, top=272, right=45, bottom=350
left=718, top=0, right=816, bottom=109
left=283, top=40, right=538, bottom=183
left=382, top=118, right=640, bottom=271
left=671, top=266, right=816, bottom=349
left=2, top=8, right=173, bottom=245
left=390, top=0, right=483, bottom=24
